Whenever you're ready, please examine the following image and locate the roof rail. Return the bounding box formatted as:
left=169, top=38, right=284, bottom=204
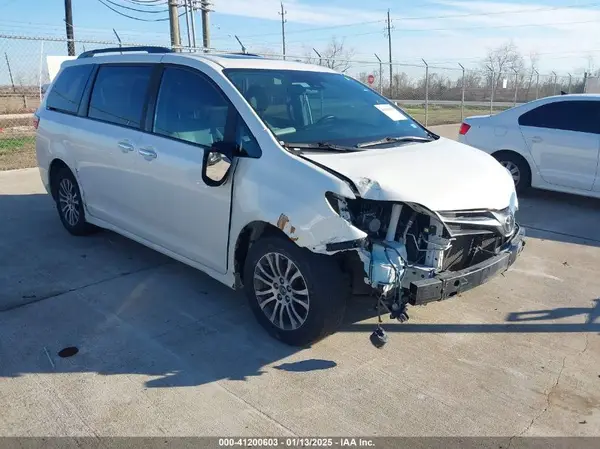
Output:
left=78, top=46, right=172, bottom=59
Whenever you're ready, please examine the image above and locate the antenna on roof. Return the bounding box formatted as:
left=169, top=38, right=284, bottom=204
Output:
left=234, top=35, right=247, bottom=54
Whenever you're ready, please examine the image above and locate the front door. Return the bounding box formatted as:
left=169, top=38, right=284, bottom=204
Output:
left=518, top=99, right=600, bottom=191
left=128, top=65, right=235, bottom=273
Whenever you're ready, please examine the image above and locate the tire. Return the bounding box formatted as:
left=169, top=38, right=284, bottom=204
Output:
left=493, top=152, right=531, bottom=194
left=53, top=167, right=98, bottom=236
left=243, top=236, right=349, bottom=346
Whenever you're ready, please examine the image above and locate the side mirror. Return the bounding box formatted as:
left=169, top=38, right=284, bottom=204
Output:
left=211, top=140, right=237, bottom=160
left=202, top=141, right=237, bottom=186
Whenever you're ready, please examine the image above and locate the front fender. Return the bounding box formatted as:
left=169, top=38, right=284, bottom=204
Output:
left=229, top=151, right=367, bottom=257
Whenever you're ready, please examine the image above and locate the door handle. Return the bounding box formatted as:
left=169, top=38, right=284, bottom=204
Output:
left=118, top=140, right=135, bottom=153
left=530, top=136, right=543, bottom=143
left=138, top=147, right=157, bottom=160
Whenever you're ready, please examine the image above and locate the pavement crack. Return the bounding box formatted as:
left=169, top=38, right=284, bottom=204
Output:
left=509, top=356, right=566, bottom=447
left=580, top=334, right=590, bottom=355
left=1, top=262, right=172, bottom=313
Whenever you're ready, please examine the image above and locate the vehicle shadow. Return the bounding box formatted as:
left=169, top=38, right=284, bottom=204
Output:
left=516, top=189, right=600, bottom=247
left=341, top=297, right=600, bottom=335
left=506, top=298, right=600, bottom=324
left=0, top=191, right=598, bottom=390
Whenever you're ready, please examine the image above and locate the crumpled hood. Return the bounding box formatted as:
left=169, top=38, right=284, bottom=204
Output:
left=302, top=137, right=517, bottom=211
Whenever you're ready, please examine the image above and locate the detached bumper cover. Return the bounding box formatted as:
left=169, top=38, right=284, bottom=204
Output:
left=409, top=225, right=525, bottom=305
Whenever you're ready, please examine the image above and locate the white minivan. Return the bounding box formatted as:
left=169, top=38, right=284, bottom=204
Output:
left=35, top=47, right=524, bottom=346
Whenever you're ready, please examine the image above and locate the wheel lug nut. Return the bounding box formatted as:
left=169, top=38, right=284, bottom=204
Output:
left=287, top=286, right=291, bottom=292
left=277, top=294, right=281, bottom=299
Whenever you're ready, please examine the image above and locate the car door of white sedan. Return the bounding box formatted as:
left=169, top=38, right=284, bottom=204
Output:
left=518, top=99, right=600, bottom=191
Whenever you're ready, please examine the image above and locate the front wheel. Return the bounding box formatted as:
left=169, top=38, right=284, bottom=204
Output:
left=53, top=167, right=98, bottom=236
left=243, top=236, right=349, bottom=346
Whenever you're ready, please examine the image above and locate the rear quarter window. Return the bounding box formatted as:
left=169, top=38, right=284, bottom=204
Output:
left=518, top=100, right=600, bottom=134
left=88, top=65, right=153, bottom=129
left=46, top=64, right=94, bottom=114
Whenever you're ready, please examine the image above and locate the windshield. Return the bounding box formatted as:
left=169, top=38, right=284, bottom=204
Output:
left=224, top=69, right=432, bottom=148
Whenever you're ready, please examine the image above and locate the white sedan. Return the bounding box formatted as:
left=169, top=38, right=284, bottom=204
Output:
left=458, top=94, right=600, bottom=196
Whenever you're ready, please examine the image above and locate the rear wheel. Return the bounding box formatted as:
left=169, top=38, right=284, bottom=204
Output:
left=243, top=236, right=349, bottom=346
left=494, top=152, right=531, bottom=194
left=53, top=167, right=98, bottom=236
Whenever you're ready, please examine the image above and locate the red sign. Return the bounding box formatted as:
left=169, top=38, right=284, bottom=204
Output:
left=367, top=74, right=375, bottom=85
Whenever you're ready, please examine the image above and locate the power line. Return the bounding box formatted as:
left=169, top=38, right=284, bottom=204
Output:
left=124, top=0, right=167, bottom=4
left=101, top=0, right=168, bottom=14
left=95, top=0, right=172, bottom=21
left=276, top=17, right=600, bottom=45
left=235, top=1, right=599, bottom=42
left=239, top=20, right=384, bottom=40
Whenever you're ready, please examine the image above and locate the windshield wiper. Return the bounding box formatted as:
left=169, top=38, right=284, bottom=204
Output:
left=355, top=136, right=434, bottom=148
left=281, top=141, right=361, bottom=152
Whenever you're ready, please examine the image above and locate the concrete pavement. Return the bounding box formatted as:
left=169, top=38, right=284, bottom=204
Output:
left=0, top=137, right=599, bottom=437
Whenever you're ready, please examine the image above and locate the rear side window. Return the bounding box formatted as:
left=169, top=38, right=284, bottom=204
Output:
left=518, top=100, right=600, bottom=134
left=88, top=65, right=153, bottom=128
left=153, top=66, right=230, bottom=147
left=46, top=65, right=93, bottom=114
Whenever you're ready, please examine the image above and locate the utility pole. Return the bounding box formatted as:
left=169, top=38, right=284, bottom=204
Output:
left=279, top=2, right=287, bottom=60
left=375, top=53, right=383, bottom=94
left=386, top=9, right=393, bottom=96
left=168, top=0, right=181, bottom=51
left=200, top=0, right=210, bottom=51
left=64, top=0, right=75, bottom=56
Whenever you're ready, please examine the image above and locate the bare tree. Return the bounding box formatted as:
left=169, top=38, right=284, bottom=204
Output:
left=305, top=37, right=355, bottom=73
left=524, top=52, right=539, bottom=101
left=482, top=41, right=524, bottom=98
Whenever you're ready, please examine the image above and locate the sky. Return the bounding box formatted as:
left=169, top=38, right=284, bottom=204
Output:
left=1, top=0, right=600, bottom=77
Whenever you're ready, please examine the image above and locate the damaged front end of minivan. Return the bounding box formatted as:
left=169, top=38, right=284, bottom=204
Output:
left=324, top=189, right=525, bottom=345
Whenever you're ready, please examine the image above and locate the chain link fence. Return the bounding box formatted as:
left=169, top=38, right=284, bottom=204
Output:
left=0, top=34, right=589, bottom=140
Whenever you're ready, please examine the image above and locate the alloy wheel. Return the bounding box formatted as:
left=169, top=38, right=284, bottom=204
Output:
left=253, top=252, right=310, bottom=331
left=500, top=160, right=521, bottom=187
left=58, top=178, right=80, bottom=227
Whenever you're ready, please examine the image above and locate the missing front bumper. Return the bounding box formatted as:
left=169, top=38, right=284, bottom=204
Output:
left=408, top=225, right=525, bottom=305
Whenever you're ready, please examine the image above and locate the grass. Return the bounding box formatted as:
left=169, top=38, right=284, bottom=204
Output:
left=402, top=106, right=490, bottom=126
left=0, top=136, right=36, bottom=171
